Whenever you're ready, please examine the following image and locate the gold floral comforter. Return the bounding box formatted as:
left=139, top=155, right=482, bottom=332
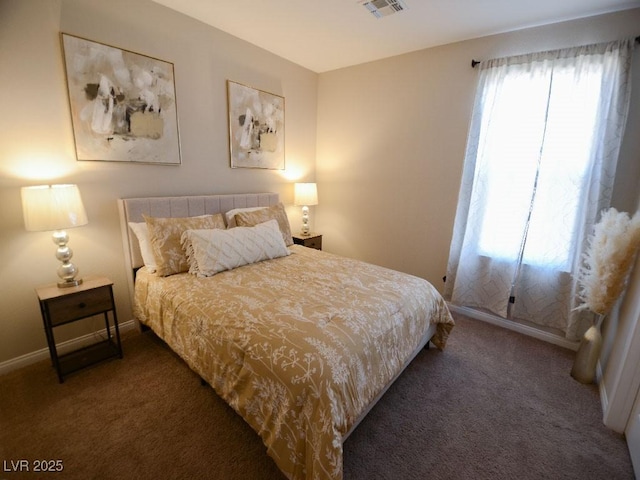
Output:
left=134, top=245, right=454, bottom=479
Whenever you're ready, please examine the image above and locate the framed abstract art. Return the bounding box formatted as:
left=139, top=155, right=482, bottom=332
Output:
left=61, top=33, right=181, bottom=164
left=227, top=80, right=285, bottom=169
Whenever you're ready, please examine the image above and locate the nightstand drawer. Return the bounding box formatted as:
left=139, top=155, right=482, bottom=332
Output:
left=304, top=237, right=322, bottom=250
left=293, top=233, right=322, bottom=250
left=46, top=286, right=113, bottom=326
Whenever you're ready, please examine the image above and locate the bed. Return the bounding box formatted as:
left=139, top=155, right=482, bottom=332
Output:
left=118, top=193, right=454, bottom=480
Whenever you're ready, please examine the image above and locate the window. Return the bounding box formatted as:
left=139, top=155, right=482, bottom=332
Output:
left=444, top=39, right=634, bottom=339
left=475, top=64, right=602, bottom=271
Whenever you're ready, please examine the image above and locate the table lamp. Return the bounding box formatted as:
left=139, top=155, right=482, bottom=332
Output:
left=294, top=182, right=318, bottom=236
left=21, top=184, right=89, bottom=287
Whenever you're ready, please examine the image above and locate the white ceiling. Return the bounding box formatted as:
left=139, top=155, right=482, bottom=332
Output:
left=151, top=0, right=640, bottom=72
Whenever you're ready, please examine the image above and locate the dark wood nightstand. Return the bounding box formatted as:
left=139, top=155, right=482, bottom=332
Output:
left=292, top=233, right=322, bottom=250
left=35, top=275, right=123, bottom=383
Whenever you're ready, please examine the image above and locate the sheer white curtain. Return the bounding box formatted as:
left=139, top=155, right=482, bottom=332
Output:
left=445, top=39, right=634, bottom=341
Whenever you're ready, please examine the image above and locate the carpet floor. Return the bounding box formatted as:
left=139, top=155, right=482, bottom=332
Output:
left=0, top=313, right=634, bottom=479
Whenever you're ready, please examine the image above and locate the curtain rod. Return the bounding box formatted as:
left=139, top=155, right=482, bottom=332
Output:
left=471, top=35, right=640, bottom=68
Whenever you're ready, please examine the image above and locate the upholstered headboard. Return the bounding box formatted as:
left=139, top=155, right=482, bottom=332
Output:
left=118, top=193, right=279, bottom=302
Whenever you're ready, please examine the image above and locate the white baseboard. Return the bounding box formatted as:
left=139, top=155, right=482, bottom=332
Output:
left=449, top=304, right=580, bottom=351
left=0, top=319, right=137, bottom=376
left=598, top=362, right=609, bottom=415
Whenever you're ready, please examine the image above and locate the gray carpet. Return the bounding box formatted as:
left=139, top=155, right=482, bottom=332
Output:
left=0, top=313, right=634, bottom=479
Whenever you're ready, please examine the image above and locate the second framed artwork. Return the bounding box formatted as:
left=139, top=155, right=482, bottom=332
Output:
left=227, top=80, right=285, bottom=169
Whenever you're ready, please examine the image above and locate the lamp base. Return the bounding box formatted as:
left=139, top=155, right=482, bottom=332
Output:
left=57, top=278, right=83, bottom=288
left=53, top=230, right=82, bottom=289
left=301, top=205, right=310, bottom=236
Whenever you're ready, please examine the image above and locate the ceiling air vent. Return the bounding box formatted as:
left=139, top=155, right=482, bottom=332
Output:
left=358, top=0, right=408, bottom=18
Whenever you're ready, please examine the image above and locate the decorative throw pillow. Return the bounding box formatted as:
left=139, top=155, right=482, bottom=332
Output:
left=144, top=214, right=225, bottom=276
left=181, top=219, right=290, bottom=277
left=234, top=202, right=293, bottom=246
left=128, top=222, right=157, bottom=272
left=224, top=206, right=267, bottom=228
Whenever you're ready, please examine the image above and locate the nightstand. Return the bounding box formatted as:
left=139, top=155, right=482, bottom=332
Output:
left=35, top=275, right=123, bottom=383
left=292, top=233, right=322, bottom=250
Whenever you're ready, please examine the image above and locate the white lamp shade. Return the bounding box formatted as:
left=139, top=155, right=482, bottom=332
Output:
left=21, top=184, right=88, bottom=232
left=294, top=183, right=318, bottom=206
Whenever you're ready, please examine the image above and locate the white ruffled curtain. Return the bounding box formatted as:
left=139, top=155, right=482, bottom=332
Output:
left=445, top=39, right=634, bottom=341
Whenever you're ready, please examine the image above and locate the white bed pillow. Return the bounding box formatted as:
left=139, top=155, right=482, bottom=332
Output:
left=128, top=222, right=157, bottom=272
left=224, top=206, right=267, bottom=228
left=181, top=219, right=290, bottom=277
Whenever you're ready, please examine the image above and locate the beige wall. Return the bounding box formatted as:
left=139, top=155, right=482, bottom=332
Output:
left=0, top=0, right=318, bottom=364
